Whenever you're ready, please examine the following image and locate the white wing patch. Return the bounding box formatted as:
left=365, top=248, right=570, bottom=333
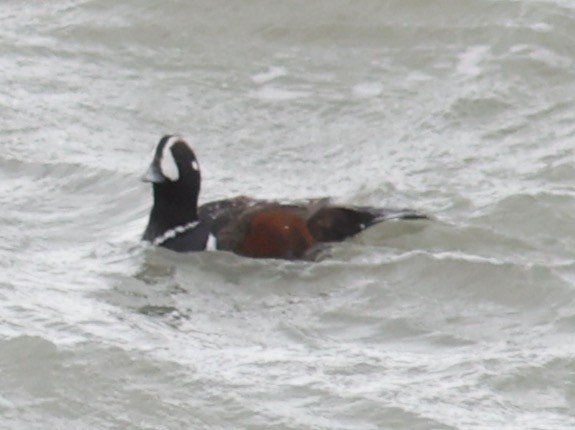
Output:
left=206, top=233, right=218, bottom=251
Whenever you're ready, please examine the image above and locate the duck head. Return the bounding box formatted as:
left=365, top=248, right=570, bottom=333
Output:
left=142, top=135, right=202, bottom=241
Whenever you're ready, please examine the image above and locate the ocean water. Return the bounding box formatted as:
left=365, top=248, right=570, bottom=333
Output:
left=1, top=1, right=575, bottom=429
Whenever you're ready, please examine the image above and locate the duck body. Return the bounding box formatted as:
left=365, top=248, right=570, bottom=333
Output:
left=142, top=135, right=427, bottom=260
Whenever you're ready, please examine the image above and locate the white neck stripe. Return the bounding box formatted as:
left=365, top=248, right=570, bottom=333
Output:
left=153, top=221, right=200, bottom=246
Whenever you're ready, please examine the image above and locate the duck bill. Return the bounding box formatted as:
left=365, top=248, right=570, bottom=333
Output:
left=141, top=163, right=166, bottom=183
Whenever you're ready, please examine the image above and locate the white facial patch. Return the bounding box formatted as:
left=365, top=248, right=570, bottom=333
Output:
left=191, top=160, right=199, bottom=171
left=160, top=147, right=179, bottom=181
left=158, top=135, right=195, bottom=182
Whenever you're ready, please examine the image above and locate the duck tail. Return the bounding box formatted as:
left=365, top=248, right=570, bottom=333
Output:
left=307, top=205, right=428, bottom=242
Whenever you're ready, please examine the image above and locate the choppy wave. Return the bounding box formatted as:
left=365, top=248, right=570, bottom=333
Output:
left=1, top=0, right=575, bottom=429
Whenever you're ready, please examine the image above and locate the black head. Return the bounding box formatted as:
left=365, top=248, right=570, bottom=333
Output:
left=143, top=135, right=201, bottom=188
left=142, top=135, right=202, bottom=241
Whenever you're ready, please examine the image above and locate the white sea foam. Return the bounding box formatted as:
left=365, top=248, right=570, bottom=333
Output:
left=1, top=1, right=575, bottom=429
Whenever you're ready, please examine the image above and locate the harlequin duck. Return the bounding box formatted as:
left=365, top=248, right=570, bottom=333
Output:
left=142, top=135, right=427, bottom=260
